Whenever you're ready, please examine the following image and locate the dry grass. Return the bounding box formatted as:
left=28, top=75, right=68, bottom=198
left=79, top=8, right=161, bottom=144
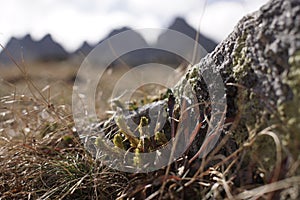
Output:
left=0, top=77, right=129, bottom=199
left=0, top=58, right=299, bottom=199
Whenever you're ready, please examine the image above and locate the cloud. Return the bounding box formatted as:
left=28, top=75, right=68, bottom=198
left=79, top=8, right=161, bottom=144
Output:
left=0, top=0, right=269, bottom=51
left=187, top=1, right=247, bottom=42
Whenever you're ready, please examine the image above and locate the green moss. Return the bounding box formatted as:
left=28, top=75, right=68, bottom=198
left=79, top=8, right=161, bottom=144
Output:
left=278, top=50, right=300, bottom=159
left=232, top=96, right=277, bottom=175
left=173, top=63, right=200, bottom=101
left=231, top=33, right=265, bottom=143
left=234, top=51, right=300, bottom=174
left=230, top=34, right=286, bottom=171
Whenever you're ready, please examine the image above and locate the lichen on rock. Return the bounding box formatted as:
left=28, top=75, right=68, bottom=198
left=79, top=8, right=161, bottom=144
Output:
left=172, top=0, right=300, bottom=177
left=94, top=0, right=299, bottom=181
left=278, top=50, right=300, bottom=159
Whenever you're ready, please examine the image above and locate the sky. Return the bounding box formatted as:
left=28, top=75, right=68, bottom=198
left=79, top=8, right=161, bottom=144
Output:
left=0, top=0, right=269, bottom=52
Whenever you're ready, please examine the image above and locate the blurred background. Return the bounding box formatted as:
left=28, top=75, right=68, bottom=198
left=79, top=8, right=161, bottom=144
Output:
left=0, top=0, right=269, bottom=105
left=0, top=0, right=269, bottom=60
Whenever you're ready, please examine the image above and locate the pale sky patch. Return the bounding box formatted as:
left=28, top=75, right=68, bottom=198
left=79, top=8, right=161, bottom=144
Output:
left=0, top=0, right=269, bottom=52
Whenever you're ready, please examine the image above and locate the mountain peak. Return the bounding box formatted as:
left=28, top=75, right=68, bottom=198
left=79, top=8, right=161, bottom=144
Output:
left=40, top=34, right=53, bottom=42
left=0, top=33, right=68, bottom=64
left=0, top=17, right=218, bottom=65
left=23, top=34, right=33, bottom=41
left=168, top=17, right=195, bottom=36
left=170, top=17, right=189, bottom=29
left=108, top=27, right=131, bottom=38
left=166, top=17, right=217, bottom=53
left=72, top=41, right=93, bottom=56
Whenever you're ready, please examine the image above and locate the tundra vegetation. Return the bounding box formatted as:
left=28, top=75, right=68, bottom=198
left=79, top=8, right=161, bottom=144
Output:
left=0, top=0, right=300, bottom=199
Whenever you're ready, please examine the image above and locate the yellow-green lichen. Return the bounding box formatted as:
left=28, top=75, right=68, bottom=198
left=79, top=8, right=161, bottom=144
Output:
left=232, top=34, right=252, bottom=80
left=113, top=132, right=125, bottom=150
left=188, top=66, right=200, bottom=86
left=108, top=115, right=171, bottom=166
left=115, top=116, right=139, bottom=147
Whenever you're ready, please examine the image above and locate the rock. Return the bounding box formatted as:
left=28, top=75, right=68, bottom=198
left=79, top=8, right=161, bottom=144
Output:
left=174, top=0, right=299, bottom=174
left=95, top=0, right=299, bottom=178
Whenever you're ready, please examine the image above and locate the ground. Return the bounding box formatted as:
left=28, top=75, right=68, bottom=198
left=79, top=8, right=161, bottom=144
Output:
left=0, top=0, right=300, bottom=199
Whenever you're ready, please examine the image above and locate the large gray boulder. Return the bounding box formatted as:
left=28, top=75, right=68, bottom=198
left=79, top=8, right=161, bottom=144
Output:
left=94, top=0, right=299, bottom=193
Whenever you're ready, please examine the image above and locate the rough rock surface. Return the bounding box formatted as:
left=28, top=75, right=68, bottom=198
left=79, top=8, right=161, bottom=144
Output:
left=176, top=0, right=300, bottom=159
left=95, top=0, right=299, bottom=178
